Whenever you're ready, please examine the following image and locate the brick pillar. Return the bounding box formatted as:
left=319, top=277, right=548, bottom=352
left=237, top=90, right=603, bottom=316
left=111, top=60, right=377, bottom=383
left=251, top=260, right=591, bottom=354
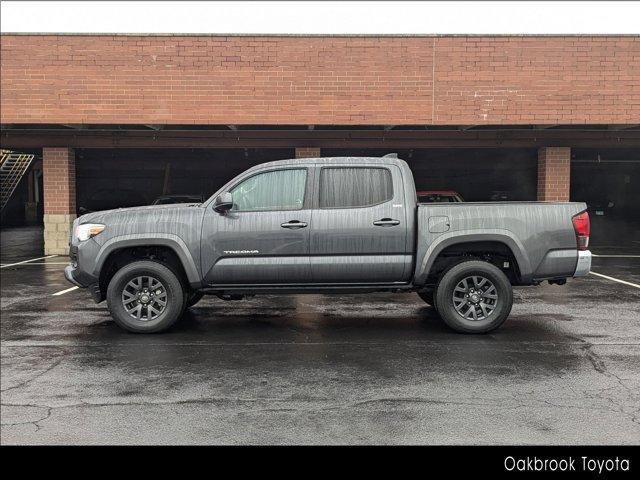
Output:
left=295, top=147, right=321, bottom=159
left=43, top=147, right=76, bottom=255
left=537, top=147, right=570, bottom=202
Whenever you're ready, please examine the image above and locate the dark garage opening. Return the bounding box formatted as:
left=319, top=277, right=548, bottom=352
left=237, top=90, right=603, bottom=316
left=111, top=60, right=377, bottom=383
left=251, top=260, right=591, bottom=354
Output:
left=571, top=148, right=640, bottom=248
left=76, top=148, right=295, bottom=212
left=321, top=148, right=538, bottom=202
left=0, top=148, right=43, bottom=227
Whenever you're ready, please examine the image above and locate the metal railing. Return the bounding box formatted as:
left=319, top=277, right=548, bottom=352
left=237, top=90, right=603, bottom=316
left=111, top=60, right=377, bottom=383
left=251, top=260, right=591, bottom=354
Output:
left=1, top=151, right=35, bottom=212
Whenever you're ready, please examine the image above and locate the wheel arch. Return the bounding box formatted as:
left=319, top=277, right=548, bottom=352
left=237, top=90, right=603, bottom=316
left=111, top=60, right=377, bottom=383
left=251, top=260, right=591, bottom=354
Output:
left=94, top=234, right=201, bottom=290
left=414, top=231, right=532, bottom=286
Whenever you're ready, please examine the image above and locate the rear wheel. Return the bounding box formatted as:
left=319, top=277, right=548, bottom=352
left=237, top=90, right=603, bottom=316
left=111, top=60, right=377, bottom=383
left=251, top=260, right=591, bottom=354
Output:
left=107, top=260, right=185, bottom=333
left=435, top=260, right=513, bottom=334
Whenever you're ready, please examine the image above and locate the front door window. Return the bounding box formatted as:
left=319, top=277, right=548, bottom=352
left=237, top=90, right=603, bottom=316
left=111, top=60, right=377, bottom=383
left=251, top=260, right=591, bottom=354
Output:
left=230, top=169, right=307, bottom=212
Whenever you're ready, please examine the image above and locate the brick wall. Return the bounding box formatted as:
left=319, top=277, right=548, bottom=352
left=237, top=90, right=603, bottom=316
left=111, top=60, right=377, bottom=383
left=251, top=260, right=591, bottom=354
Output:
left=537, top=147, right=570, bottom=201
left=1, top=35, right=638, bottom=125
left=42, top=147, right=76, bottom=255
left=43, top=147, right=76, bottom=214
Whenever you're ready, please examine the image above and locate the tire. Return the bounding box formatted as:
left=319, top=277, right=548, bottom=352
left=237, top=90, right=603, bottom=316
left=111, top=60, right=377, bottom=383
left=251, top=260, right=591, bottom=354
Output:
left=186, top=291, right=204, bottom=308
left=417, top=290, right=434, bottom=305
left=435, top=260, right=513, bottom=334
left=106, top=260, right=186, bottom=333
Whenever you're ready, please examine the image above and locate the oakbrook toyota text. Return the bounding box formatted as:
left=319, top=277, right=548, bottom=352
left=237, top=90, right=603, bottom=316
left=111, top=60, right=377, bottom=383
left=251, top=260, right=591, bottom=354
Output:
left=504, top=456, right=630, bottom=473
left=65, top=155, right=591, bottom=334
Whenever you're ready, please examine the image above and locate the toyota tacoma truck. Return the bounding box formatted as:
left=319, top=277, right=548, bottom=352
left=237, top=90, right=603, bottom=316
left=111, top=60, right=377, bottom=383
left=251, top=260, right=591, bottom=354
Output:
left=65, top=155, right=591, bottom=334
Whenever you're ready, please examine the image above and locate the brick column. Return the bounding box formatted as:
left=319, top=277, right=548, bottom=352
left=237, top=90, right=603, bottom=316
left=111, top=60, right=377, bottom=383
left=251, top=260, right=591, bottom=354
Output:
left=295, top=147, right=321, bottom=159
left=537, top=147, right=570, bottom=202
left=43, top=147, right=76, bottom=255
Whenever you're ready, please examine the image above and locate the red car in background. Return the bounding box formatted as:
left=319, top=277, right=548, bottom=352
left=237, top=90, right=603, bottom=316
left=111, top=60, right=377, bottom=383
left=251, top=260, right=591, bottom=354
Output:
left=417, top=190, right=464, bottom=203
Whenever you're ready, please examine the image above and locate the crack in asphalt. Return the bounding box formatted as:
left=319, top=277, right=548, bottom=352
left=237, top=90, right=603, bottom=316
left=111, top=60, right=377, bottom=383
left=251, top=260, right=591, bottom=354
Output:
left=2, top=337, right=639, bottom=435
left=565, top=335, right=640, bottom=426
left=4, top=390, right=640, bottom=433
left=0, top=352, right=68, bottom=393
left=351, top=397, right=502, bottom=408
left=1, top=404, right=53, bottom=432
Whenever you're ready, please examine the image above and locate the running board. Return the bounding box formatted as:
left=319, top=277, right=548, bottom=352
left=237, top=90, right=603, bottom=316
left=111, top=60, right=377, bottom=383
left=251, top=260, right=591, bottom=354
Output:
left=201, top=283, right=414, bottom=295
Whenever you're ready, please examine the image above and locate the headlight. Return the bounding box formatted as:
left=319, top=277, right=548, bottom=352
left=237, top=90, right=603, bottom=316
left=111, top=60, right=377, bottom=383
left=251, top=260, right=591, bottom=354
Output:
left=75, top=223, right=105, bottom=241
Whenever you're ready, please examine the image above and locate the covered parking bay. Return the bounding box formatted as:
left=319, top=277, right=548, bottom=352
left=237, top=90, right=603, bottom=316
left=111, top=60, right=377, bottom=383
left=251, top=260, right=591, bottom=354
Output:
left=2, top=124, right=639, bottom=254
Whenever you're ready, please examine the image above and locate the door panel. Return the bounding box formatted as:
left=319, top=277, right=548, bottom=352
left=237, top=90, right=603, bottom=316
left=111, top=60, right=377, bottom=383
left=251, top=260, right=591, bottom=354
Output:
left=202, top=210, right=312, bottom=284
left=310, top=254, right=412, bottom=283
left=201, top=167, right=312, bottom=285
left=310, top=165, right=410, bottom=283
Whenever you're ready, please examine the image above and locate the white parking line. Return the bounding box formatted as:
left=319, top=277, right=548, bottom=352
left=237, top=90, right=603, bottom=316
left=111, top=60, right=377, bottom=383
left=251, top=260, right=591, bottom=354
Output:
left=52, top=286, right=79, bottom=296
left=0, top=255, right=58, bottom=268
left=0, top=262, right=70, bottom=265
left=592, top=255, right=640, bottom=258
left=590, top=271, right=640, bottom=289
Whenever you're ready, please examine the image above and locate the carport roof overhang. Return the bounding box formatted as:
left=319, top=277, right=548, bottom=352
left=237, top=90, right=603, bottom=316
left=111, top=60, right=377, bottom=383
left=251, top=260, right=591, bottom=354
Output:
left=2, top=124, right=639, bottom=149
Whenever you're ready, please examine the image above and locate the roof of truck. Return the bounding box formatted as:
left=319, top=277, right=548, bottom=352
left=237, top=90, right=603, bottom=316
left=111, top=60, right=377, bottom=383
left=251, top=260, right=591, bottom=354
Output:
left=251, top=156, right=409, bottom=169
left=417, top=190, right=460, bottom=196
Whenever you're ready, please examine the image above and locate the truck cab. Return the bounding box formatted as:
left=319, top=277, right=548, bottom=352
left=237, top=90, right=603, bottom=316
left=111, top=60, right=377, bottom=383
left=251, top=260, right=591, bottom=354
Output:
left=200, top=156, right=416, bottom=287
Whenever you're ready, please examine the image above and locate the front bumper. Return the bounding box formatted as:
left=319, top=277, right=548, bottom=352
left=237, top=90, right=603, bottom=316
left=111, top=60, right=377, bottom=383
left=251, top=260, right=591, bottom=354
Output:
left=66, top=218, right=103, bottom=297
left=64, top=264, right=85, bottom=287
left=64, top=261, right=97, bottom=288
left=573, top=250, right=592, bottom=277
left=65, top=265, right=104, bottom=302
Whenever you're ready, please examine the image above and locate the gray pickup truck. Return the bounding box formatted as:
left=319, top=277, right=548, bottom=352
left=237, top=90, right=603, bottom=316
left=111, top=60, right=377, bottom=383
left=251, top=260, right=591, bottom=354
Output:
left=65, top=155, right=591, bottom=334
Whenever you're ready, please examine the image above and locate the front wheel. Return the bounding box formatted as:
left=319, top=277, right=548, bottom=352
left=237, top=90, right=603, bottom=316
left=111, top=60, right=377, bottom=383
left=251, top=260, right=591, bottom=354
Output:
left=435, top=260, right=513, bottom=334
left=107, top=260, right=185, bottom=333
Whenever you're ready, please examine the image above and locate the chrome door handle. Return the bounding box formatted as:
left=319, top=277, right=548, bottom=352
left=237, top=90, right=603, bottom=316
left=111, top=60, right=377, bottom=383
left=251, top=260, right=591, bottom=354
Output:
left=281, top=220, right=308, bottom=229
left=373, top=218, right=400, bottom=227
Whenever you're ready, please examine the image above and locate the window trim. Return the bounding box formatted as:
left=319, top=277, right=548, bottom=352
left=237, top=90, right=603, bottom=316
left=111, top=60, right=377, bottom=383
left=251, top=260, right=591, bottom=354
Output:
left=228, top=167, right=309, bottom=213
left=317, top=166, right=395, bottom=210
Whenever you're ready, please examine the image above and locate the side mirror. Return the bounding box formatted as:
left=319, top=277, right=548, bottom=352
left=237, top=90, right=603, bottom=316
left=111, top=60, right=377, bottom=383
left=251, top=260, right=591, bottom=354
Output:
left=213, top=192, right=233, bottom=213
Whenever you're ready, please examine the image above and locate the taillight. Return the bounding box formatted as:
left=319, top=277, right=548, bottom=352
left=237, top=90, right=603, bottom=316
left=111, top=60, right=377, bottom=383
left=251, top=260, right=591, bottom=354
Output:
left=572, top=211, right=590, bottom=250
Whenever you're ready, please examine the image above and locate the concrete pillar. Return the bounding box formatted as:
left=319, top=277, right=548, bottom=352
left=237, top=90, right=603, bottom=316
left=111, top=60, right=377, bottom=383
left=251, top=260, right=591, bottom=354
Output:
left=295, top=147, right=321, bottom=159
left=537, top=147, right=571, bottom=202
left=43, top=147, right=76, bottom=255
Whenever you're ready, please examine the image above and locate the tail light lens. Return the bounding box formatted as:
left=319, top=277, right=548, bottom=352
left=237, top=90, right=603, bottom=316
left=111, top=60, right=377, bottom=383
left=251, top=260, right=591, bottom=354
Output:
left=572, top=211, right=590, bottom=250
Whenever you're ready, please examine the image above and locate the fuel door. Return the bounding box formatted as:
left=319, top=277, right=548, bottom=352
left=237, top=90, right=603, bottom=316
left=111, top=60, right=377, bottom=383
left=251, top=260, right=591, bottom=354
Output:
left=428, top=216, right=450, bottom=233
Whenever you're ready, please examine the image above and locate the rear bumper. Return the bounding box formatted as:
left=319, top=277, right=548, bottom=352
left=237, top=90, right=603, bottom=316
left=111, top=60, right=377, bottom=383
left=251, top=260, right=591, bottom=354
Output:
left=573, top=250, right=592, bottom=277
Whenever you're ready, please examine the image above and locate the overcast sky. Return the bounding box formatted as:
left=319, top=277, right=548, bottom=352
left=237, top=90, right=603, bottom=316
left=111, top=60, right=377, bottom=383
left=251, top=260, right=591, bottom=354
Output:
left=1, top=1, right=639, bottom=35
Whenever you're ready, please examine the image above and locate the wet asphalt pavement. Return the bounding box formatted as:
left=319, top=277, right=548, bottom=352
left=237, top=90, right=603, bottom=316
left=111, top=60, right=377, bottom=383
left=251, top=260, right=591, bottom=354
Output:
left=1, top=225, right=639, bottom=445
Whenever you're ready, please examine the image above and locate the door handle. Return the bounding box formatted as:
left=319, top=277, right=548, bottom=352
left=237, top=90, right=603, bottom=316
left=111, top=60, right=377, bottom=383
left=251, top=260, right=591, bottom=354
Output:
left=281, top=220, right=308, bottom=229
left=373, top=218, right=400, bottom=227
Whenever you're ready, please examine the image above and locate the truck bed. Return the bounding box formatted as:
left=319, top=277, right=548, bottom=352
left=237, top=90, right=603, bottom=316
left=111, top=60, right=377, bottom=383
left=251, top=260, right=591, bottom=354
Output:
left=413, top=201, right=587, bottom=284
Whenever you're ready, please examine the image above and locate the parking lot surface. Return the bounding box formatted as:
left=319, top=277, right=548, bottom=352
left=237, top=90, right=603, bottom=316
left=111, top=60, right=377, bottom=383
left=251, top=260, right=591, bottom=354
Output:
left=1, top=225, right=639, bottom=445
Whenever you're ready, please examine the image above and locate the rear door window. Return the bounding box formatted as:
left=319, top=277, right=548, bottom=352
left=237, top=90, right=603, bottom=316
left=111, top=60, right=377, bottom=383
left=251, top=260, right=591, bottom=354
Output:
left=319, top=168, right=393, bottom=208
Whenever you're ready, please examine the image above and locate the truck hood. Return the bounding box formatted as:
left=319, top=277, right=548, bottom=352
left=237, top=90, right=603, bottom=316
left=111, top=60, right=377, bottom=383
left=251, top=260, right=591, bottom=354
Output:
left=77, top=203, right=201, bottom=224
